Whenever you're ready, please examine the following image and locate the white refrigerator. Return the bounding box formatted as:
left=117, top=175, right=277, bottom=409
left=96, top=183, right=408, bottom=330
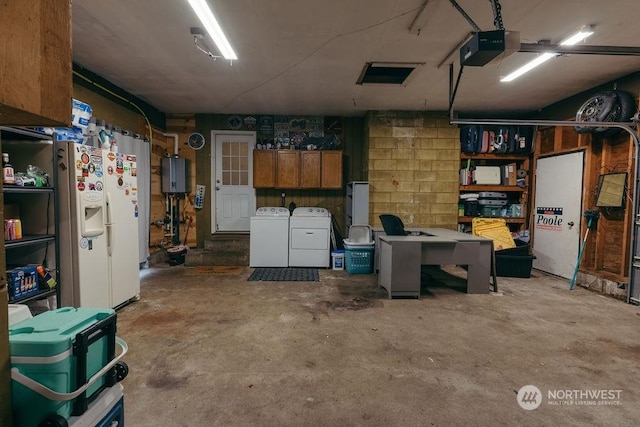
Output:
left=57, top=142, right=141, bottom=308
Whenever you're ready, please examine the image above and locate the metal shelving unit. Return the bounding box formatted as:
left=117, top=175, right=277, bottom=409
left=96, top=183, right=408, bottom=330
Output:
left=1, top=126, right=60, bottom=307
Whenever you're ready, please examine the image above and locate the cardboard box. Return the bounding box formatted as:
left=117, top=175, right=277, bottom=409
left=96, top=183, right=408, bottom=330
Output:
left=6, top=265, right=39, bottom=301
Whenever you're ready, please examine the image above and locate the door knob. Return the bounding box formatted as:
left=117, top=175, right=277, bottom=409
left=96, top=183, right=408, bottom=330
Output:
left=568, top=221, right=575, bottom=227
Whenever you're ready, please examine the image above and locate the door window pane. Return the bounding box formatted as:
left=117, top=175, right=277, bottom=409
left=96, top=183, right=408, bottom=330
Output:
left=221, top=141, right=249, bottom=186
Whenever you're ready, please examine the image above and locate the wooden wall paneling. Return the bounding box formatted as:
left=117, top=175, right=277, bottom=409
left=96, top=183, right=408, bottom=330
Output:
left=554, top=126, right=564, bottom=151
left=194, top=114, right=224, bottom=245
left=561, top=127, right=579, bottom=150
left=149, top=131, right=170, bottom=250
left=166, top=116, right=198, bottom=248
left=538, top=127, right=555, bottom=155
left=620, top=136, right=635, bottom=276
left=0, top=1, right=72, bottom=126
left=583, top=140, right=603, bottom=271
left=594, top=141, right=611, bottom=272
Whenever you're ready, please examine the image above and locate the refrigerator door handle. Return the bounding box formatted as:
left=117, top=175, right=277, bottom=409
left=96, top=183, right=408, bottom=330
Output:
left=106, top=192, right=114, bottom=256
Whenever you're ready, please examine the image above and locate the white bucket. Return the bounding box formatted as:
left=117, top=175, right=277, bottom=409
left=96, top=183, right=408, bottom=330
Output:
left=331, top=250, right=345, bottom=270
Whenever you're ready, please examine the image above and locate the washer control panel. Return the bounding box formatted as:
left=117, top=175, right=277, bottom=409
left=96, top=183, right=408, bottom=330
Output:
left=255, top=207, right=290, bottom=217
left=292, top=207, right=330, bottom=217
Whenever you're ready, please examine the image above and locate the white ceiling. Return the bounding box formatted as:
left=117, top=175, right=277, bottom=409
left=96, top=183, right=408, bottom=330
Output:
left=72, top=0, right=640, bottom=117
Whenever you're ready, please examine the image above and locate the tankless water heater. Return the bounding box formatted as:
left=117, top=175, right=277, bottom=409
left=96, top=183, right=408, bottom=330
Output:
left=161, top=156, right=190, bottom=193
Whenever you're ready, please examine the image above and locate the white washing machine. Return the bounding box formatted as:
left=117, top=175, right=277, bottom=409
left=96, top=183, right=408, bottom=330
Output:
left=289, top=207, right=331, bottom=268
left=250, top=207, right=290, bottom=267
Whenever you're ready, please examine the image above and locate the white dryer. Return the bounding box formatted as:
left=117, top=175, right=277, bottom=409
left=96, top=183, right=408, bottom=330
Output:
left=250, top=207, right=290, bottom=267
left=289, top=207, right=331, bottom=268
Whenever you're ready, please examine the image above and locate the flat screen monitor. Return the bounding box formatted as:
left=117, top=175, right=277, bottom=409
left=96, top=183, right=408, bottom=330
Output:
left=595, top=172, right=627, bottom=208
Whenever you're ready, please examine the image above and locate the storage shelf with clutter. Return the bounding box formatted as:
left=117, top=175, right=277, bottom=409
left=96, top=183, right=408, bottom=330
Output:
left=458, top=124, right=534, bottom=234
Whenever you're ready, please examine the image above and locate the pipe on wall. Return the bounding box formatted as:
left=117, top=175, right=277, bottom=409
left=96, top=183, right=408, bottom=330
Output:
left=163, top=132, right=179, bottom=156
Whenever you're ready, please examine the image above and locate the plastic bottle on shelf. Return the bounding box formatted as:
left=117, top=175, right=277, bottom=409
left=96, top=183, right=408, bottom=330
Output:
left=37, top=265, right=57, bottom=289
left=3, top=152, right=15, bottom=184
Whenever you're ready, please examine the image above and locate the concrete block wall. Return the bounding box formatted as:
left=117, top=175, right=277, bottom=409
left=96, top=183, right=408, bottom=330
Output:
left=365, top=111, right=459, bottom=230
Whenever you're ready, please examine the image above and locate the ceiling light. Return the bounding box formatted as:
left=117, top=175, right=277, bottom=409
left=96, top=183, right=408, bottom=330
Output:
left=500, top=26, right=594, bottom=82
left=187, top=0, right=237, bottom=60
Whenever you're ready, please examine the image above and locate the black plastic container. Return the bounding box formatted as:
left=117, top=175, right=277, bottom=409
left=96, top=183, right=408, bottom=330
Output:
left=495, top=239, right=529, bottom=256
left=495, top=254, right=536, bottom=278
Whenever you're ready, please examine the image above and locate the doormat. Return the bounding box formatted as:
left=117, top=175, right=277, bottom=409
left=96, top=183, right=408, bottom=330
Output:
left=248, top=268, right=319, bottom=282
left=184, top=266, right=245, bottom=276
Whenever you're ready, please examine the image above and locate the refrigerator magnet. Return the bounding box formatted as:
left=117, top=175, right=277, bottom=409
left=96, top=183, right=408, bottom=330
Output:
left=95, top=181, right=103, bottom=191
left=77, top=182, right=85, bottom=191
left=107, top=152, right=116, bottom=161
left=107, top=166, right=114, bottom=175
left=79, top=238, right=88, bottom=249
left=76, top=160, right=83, bottom=170
left=81, top=153, right=90, bottom=164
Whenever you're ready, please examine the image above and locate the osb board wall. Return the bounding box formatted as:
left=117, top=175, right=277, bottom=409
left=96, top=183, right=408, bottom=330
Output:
left=0, top=1, right=72, bottom=127
left=365, top=111, right=459, bottom=230
left=536, top=125, right=635, bottom=281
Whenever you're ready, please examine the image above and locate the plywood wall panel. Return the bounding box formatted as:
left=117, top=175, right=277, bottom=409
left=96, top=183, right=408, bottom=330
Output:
left=0, top=1, right=71, bottom=126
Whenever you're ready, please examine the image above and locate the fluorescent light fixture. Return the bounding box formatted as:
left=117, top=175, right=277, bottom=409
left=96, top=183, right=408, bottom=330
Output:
left=187, top=0, right=237, bottom=60
left=501, top=26, right=594, bottom=82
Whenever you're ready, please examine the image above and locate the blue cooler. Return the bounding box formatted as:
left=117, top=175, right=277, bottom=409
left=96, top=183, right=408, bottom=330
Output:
left=68, top=383, right=125, bottom=427
left=9, top=307, right=128, bottom=427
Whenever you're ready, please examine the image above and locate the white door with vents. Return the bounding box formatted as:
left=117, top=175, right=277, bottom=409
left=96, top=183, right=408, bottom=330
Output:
left=211, top=131, right=256, bottom=232
left=533, top=151, right=584, bottom=278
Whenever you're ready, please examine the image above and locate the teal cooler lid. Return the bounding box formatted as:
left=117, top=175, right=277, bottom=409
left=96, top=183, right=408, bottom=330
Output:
left=9, top=307, right=116, bottom=357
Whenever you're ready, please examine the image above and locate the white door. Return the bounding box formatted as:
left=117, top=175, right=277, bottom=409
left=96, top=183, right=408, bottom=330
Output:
left=212, top=131, right=256, bottom=232
left=533, top=151, right=584, bottom=278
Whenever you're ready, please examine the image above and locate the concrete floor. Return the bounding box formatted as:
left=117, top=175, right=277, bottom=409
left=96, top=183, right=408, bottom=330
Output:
left=115, top=265, right=640, bottom=426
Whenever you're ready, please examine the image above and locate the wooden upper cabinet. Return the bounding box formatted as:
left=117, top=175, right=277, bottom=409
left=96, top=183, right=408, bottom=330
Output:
left=276, top=150, right=300, bottom=189
left=300, top=151, right=321, bottom=188
left=0, top=2, right=72, bottom=126
left=252, top=149, right=343, bottom=189
left=321, top=151, right=343, bottom=189
left=253, top=150, right=276, bottom=188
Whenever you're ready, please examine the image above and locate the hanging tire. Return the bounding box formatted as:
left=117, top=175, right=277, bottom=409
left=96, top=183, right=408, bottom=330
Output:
left=574, top=91, right=618, bottom=134
left=598, top=90, right=637, bottom=138
left=574, top=90, right=638, bottom=136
